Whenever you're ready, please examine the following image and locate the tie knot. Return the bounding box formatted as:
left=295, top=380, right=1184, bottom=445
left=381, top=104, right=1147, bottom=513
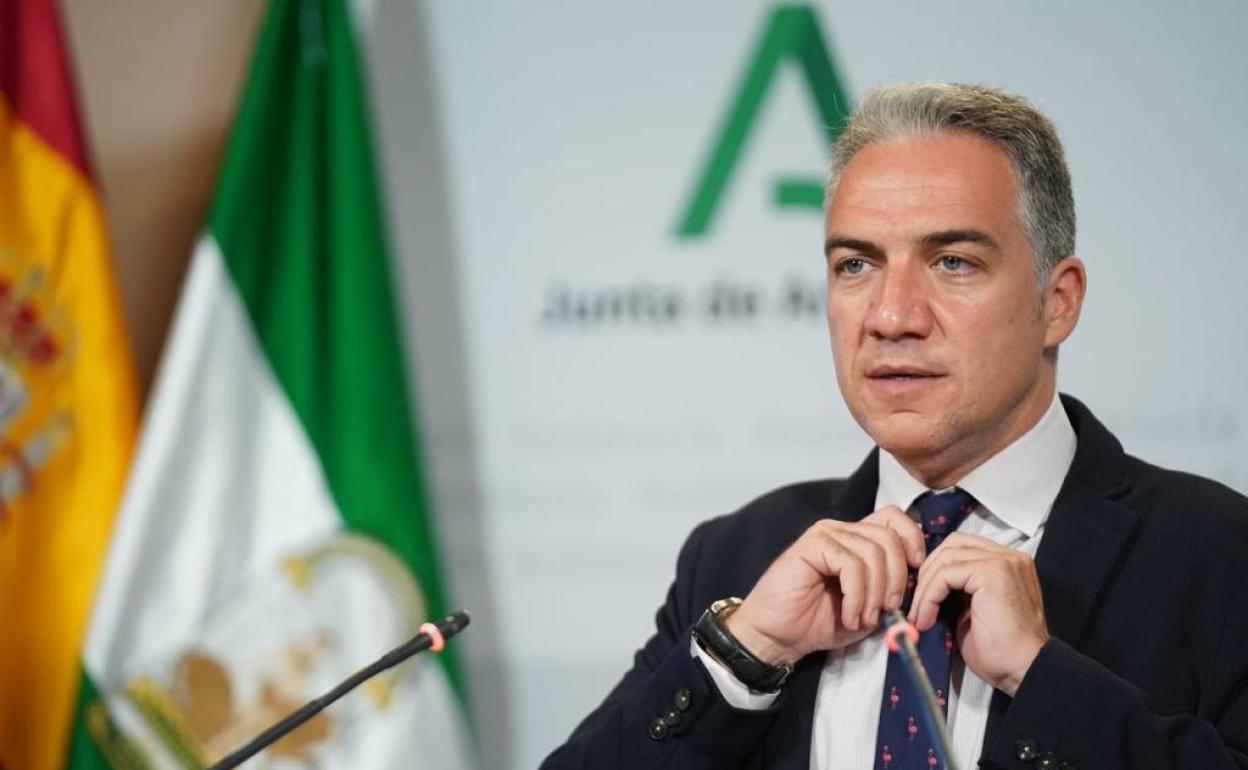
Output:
left=914, top=488, right=976, bottom=537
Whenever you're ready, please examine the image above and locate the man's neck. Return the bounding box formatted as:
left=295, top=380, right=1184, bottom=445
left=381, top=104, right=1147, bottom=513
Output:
left=893, top=381, right=1057, bottom=490
left=876, top=391, right=1076, bottom=537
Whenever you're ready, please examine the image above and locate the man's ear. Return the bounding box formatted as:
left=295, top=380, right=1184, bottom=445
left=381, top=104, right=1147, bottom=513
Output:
left=1042, top=255, right=1086, bottom=348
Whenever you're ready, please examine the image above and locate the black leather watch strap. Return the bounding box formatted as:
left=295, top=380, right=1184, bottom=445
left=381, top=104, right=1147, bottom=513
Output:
left=691, top=597, right=792, bottom=693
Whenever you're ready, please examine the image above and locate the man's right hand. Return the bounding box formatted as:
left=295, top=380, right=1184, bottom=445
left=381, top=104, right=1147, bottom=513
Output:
left=724, top=507, right=925, bottom=667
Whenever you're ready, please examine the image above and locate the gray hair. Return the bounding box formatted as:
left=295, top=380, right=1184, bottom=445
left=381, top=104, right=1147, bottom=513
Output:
left=826, top=83, right=1075, bottom=283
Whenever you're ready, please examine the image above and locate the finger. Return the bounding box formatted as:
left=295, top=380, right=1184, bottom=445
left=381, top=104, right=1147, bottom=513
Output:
left=916, top=537, right=1003, bottom=588
left=796, top=530, right=869, bottom=630
left=909, top=558, right=968, bottom=631
left=829, top=545, right=868, bottom=631
left=855, top=523, right=910, bottom=611
left=864, top=506, right=926, bottom=566
left=812, top=526, right=886, bottom=627
left=911, top=546, right=987, bottom=621
left=833, top=530, right=890, bottom=626
left=937, top=531, right=1011, bottom=553
left=909, top=557, right=992, bottom=631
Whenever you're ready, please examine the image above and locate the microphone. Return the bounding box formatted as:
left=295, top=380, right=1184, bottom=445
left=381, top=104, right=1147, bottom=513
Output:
left=882, top=610, right=960, bottom=770
left=207, top=610, right=471, bottom=770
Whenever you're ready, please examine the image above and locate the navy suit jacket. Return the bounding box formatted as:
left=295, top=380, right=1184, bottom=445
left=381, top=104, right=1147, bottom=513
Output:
left=541, top=396, right=1248, bottom=769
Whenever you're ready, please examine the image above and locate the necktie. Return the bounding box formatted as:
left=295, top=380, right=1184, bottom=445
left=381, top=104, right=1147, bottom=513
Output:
left=872, top=488, right=977, bottom=770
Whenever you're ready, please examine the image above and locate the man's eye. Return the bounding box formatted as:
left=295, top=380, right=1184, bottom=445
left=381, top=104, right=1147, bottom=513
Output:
left=838, top=258, right=867, bottom=275
left=938, top=255, right=968, bottom=272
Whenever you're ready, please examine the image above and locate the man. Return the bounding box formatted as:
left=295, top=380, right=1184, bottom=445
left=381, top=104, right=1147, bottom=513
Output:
left=541, top=83, right=1248, bottom=769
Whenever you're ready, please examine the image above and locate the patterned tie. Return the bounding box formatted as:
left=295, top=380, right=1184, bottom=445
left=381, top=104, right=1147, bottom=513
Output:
left=872, top=488, right=978, bottom=770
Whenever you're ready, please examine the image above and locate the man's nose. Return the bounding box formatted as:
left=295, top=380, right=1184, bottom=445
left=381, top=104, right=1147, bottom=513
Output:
left=863, top=265, right=933, bottom=340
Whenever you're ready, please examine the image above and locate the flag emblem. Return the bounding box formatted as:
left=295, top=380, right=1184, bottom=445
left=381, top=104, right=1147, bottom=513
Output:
left=86, top=534, right=431, bottom=768
left=0, top=257, right=76, bottom=522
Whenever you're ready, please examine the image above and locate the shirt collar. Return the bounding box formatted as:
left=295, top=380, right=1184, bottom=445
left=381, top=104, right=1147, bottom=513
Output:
left=874, top=392, right=1077, bottom=538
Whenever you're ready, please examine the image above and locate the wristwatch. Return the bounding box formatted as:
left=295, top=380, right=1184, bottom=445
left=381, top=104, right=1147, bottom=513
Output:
left=692, top=597, right=793, bottom=693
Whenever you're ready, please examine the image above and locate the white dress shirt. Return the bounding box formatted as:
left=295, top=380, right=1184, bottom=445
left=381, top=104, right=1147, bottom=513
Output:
left=692, top=393, right=1077, bottom=769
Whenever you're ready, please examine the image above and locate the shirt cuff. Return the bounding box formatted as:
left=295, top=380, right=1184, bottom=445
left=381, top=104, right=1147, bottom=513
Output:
left=688, top=637, right=780, bottom=710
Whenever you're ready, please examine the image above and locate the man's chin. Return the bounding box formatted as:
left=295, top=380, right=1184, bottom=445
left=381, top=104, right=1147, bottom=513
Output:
left=863, top=413, right=947, bottom=459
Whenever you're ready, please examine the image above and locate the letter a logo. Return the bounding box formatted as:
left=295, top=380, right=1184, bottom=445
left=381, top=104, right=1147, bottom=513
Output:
left=675, top=5, right=851, bottom=238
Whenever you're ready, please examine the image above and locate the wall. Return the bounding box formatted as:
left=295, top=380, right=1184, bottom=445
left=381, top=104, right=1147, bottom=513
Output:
left=62, top=0, right=266, bottom=397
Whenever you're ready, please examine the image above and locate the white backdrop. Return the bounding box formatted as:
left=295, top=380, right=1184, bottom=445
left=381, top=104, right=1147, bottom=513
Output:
left=355, top=1, right=1248, bottom=766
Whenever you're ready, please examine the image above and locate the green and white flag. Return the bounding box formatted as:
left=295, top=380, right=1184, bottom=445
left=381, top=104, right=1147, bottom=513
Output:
left=65, top=0, right=474, bottom=767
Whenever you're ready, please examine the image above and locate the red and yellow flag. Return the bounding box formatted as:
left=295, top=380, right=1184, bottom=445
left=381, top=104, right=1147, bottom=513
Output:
left=0, top=2, right=138, bottom=769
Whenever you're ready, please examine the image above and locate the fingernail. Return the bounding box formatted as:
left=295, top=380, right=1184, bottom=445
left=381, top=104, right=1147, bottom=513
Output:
left=888, top=592, right=902, bottom=610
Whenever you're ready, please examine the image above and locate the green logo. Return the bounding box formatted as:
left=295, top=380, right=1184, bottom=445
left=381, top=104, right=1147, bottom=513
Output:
left=675, top=5, right=851, bottom=238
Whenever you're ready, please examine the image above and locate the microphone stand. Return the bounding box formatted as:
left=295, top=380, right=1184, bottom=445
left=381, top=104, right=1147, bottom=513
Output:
left=206, top=610, right=471, bottom=770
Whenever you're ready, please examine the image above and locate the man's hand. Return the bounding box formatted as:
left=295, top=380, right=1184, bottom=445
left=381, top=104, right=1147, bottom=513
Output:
left=724, top=507, right=925, bottom=667
left=909, top=532, right=1049, bottom=696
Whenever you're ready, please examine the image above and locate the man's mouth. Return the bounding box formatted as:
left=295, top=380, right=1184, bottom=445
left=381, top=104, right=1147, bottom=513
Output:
left=867, top=366, right=943, bottom=380
left=865, top=367, right=946, bottom=394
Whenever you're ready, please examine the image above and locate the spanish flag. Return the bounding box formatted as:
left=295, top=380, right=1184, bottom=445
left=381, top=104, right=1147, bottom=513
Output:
left=0, top=2, right=139, bottom=770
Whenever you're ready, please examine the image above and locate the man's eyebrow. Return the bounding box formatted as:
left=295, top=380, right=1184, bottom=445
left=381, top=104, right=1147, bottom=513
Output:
left=823, top=236, right=884, bottom=258
left=823, top=229, right=999, bottom=258
left=918, top=229, right=999, bottom=250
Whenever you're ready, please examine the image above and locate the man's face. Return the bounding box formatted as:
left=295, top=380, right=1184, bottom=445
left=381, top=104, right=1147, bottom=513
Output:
left=825, top=131, right=1060, bottom=482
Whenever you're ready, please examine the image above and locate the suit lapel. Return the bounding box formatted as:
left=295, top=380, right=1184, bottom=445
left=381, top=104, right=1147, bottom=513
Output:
left=829, top=448, right=880, bottom=522
left=983, top=395, right=1139, bottom=746
left=764, top=450, right=879, bottom=770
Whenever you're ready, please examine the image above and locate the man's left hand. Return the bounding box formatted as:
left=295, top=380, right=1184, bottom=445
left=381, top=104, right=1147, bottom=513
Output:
left=907, top=533, right=1049, bottom=696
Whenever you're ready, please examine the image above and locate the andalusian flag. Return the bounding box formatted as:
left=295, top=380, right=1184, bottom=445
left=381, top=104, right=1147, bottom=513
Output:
left=0, top=1, right=140, bottom=769
left=65, top=0, right=474, bottom=767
